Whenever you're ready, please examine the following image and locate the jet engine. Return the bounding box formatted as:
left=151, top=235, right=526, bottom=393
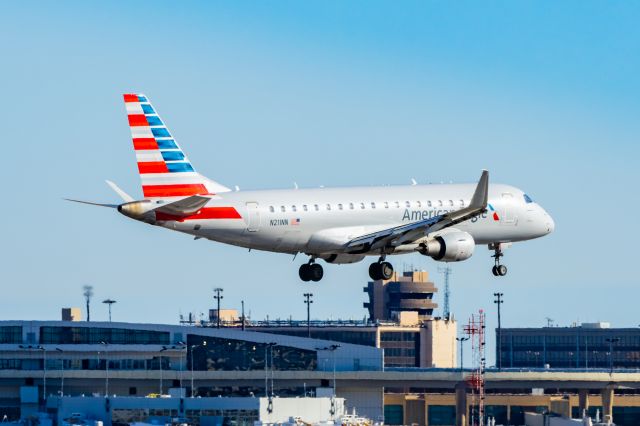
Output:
left=418, top=231, right=475, bottom=262
left=321, top=254, right=367, bottom=264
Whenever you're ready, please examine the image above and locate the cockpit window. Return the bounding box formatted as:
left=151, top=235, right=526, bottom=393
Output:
left=523, top=194, right=533, bottom=204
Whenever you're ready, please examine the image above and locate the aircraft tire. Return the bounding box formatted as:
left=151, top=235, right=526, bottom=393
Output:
left=380, top=262, right=394, bottom=280
left=299, top=264, right=312, bottom=282
left=497, top=265, right=508, bottom=276
left=310, top=263, right=324, bottom=281
left=492, top=266, right=499, bottom=276
left=369, top=263, right=382, bottom=280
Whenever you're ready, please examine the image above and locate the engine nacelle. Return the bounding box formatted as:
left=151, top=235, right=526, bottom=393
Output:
left=419, top=232, right=475, bottom=262
left=321, top=254, right=367, bottom=264
left=117, top=200, right=156, bottom=222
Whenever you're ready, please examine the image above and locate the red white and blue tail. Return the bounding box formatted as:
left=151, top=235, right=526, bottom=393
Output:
left=123, top=94, right=230, bottom=199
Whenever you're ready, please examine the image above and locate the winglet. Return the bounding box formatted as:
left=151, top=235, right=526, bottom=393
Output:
left=106, top=180, right=134, bottom=202
left=469, top=170, right=489, bottom=209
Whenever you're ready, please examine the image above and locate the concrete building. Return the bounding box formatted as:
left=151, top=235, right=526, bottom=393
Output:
left=60, top=308, right=81, bottom=322
left=498, top=322, right=640, bottom=369
left=364, top=271, right=438, bottom=322
left=246, top=317, right=457, bottom=368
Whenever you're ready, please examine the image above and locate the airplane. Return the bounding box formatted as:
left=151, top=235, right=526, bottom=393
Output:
left=69, top=93, right=555, bottom=282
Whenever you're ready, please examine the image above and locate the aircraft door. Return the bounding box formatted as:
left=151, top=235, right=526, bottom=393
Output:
left=246, top=202, right=260, bottom=232
left=500, top=193, right=518, bottom=225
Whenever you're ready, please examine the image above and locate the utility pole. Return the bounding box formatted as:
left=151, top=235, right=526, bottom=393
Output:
left=213, top=288, right=224, bottom=328
left=83, top=285, right=94, bottom=322
left=494, top=292, right=504, bottom=370
left=102, top=299, right=116, bottom=322
left=456, top=336, right=470, bottom=371
left=303, top=293, right=313, bottom=338
left=438, top=266, right=453, bottom=319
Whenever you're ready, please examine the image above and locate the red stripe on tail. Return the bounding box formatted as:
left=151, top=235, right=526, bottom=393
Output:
left=123, top=94, right=139, bottom=103
left=142, top=184, right=209, bottom=198
left=133, top=138, right=159, bottom=150
left=138, top=162, right=169, bottom=174
left=128, top=114, right=148, bottom=126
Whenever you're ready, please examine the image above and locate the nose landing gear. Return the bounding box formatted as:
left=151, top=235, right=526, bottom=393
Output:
left=299, top=258, right=324, bottom=282
left=491, top=243, right=508, bottom=276
left=368, top=256, right=394, bottom=281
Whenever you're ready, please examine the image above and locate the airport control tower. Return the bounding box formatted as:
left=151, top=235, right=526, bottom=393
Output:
left=363, top=270, right=438, bottom=323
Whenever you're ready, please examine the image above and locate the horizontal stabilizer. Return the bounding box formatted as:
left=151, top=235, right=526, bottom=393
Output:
left=64, top=198, right=118, bottom=208
left=106, top=180, right=134, bottom=202
left=153, top=195, right=210, bottom=216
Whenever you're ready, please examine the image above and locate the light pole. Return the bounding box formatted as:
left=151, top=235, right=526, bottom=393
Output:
left=102, top=299, right=116, bottom=322
left=55, top=348, right=64, bottom=396
left=190, top=341, right=207, bottom=397
left=99, top=341, right=109, bottom=397
left=606, top=338, right=620, bottom=374
left=37, top=346, right=47, bottom=401
left=241, top=300, right=245, bottom=331
left=159, top=347, right=168, bottom=396
left=304, top=293, right=313, bottom=338
left=494, top=292, right=504, bottom=370
left=456, top=336, right=470, bottom=371
left=264, top=342, right=277, bottom=397
left=213, top=288, right=224, bottom=328
left=83, top=285, right=93, bottom=322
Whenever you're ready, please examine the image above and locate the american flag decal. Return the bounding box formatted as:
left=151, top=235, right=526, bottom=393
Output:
left=291, top=218, right=301, bottom=225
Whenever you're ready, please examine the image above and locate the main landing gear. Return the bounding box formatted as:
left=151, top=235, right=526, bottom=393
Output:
left=299, top=259, right=324, bottom=282
left=491, top=244, right=508, bottom=277
left=368, top=256, right=394, bottom=281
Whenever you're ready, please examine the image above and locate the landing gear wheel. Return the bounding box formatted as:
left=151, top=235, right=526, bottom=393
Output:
left=380, top=261, right=394, bottom=280
left=309, top=263, right=324, bottom=281
left=492, top=265, right=499, bottom=276
left=369, top=263, right=382, bottom=280
left=497, top=264, right=508, bottom=276
left=369, top=261, right=394, bottom=280
left=299, top=264, right=312, bottom=282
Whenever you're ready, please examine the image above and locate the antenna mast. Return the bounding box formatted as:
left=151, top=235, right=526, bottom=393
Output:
left=438, top=266, right=452, bottom=319
left=83, top=285, right=94, bottom=322
left=464, top=309, right=486, bottom=426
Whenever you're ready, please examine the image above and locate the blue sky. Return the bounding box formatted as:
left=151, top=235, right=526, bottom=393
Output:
left=2, top=1, right=639, bottom=363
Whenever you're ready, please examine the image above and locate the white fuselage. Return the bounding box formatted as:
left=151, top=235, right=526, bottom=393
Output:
left=155, top=183, right=554, bottom=257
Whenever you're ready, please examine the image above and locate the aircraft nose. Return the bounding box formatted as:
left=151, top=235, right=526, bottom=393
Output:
left=543, top=209, right=555, bottom=234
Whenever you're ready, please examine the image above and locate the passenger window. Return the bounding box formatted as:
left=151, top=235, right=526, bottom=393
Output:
left=292, top=205, right=297, bottom=212
left=459, top=199, right=465, bottom=207
left=349, top=203, right=354, bottom=210
left=360, top=202, right=365, bottom=209
left=371, top=202, right=376, bottom=209
left=326, top=204, right=331, bottom=211
left=280, top=206, right=286, bottom=213
left=449, top=200, right=454, bottom=207
left=405, top=201, right=411, bottom=208
left=384, top=202, right=389, bottom=209
left=416, top=201, right=422, bottom=208
left=427, top=201, right=432, bottom=207
left=303, top=205, right=308, bottom=212
left=269, top=206, right=275, bottom=213
left=395, top=201, right=400, bottom=208
left=338, top=203, right=343, bottom=210
left=438, top=200, right=443, bottom=207
left=314, top=204, right=319, bottom=211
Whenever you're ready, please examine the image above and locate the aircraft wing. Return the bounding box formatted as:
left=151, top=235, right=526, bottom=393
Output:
left=345, top=170, right=489, bottom=254
left=153, top=195, right=211, bottom=216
